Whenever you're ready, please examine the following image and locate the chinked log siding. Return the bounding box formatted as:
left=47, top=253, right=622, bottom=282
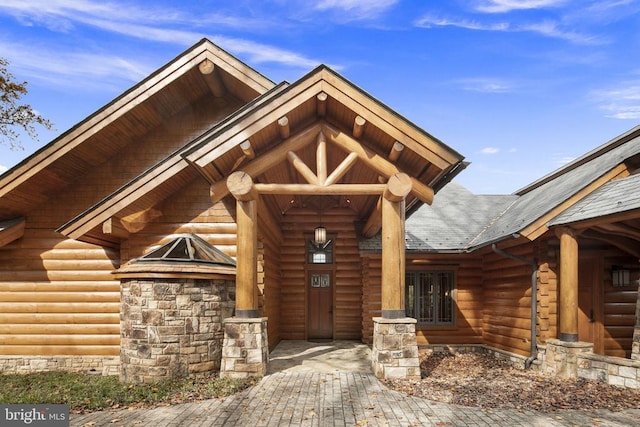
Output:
left=280, top=208, right=362, bottom=341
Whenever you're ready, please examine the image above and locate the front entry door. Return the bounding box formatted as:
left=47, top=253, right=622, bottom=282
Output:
left=578, top=256, right=602, bottom=353
left=307, top=271, right=333, bottom=340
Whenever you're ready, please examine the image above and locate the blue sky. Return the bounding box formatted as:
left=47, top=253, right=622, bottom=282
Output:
left=0, top=0, right=639, bottom=194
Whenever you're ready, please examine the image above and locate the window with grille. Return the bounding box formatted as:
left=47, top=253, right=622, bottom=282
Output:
left=405, top=271, right=455, bottom=325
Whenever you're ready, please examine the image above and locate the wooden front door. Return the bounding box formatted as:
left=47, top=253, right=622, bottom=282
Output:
left=578, top=256, right=602, bottom=353
left=307, top=270, right=333, bottom=340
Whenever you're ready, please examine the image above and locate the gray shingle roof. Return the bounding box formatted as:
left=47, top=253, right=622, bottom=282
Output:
left=359, top=125, right=640, bottom=254
left=358, top=181, right=517, bottom=253
left=468, top=130, right=640, bottom=249
left=549, top=173, right=640, bottom=226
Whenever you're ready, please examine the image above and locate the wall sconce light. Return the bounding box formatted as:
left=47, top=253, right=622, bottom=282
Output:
left=314, top=226, right=327, bottom=245
left=612, top=265, right=630, bottom=286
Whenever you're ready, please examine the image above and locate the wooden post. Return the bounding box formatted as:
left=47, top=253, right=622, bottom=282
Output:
left=228, top=171, right=259, bottom=318
left=556, top=227, right=579, bottom=342
left=381, top=173, right=412, bottom=319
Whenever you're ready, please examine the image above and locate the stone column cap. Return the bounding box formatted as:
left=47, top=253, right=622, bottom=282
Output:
left=223, top=317, right=268, bottom=324
left=372, top=317, right=417, bottom=324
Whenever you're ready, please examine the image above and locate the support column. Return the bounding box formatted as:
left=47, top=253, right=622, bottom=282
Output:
left=556, top=227, right=579, bottom=342
left=380, top=173, right=412, bottom=319
left=228, top=171, right=259, bottom=319
left=373, top=174, right=419, bottom=380
left=222, top=171, right=268, bottom=378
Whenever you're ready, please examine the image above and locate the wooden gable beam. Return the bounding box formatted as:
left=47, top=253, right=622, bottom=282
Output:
left=520, top=163, right=630, bottom=241
left=209, top=122, right=322, bottom=203
left=317, top=92, right=327, bottom=116
left=198, top=59, right=226, bottom=97
left=0, top=217, right=25, bottom=248
left=102, top=218, right=130, bottom=240
left=322, top=123, right=434, bottom=205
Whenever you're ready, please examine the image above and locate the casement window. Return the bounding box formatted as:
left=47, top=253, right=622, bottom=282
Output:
left=405, top=271, right=455, bottom=325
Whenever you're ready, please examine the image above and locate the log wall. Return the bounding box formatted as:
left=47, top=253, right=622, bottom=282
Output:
left=601, top=253, right=636, bottom=358
left=0, top=227, right=120, bottom=356
left=481, top=244, right=539, bottom=357
left=279, top=208, right=362, bottom=340
left=361, top=253, right=484, bottom=345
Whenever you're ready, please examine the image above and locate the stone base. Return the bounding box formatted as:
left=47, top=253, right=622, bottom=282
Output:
left=220, top=317, right=268, bottom=379
left=0, top=356, right=118, bottom=375
left=541, top=339, right=593, bottom=379
left=371, top=317, right=420, bottom=380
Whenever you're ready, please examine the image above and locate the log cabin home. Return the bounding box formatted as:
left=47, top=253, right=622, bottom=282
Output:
left=1, top=39, right=639, bottom=386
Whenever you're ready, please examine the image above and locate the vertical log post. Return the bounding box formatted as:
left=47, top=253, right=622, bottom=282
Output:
left=227, top=171, right=259, bottom=318
left=381, top=173, right=412, bottom=319
left=556, top=227, right=579, bottom=342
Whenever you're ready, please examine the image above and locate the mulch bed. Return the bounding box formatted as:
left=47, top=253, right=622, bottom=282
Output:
left=383, top=352, right=640, bottom=413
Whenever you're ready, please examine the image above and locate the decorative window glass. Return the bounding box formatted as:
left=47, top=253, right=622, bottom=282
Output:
left=406, top=271, right=454, bottom=325
left=307, top=238, right=334, bottom=264
left=311, top=274, right=331, bottom=288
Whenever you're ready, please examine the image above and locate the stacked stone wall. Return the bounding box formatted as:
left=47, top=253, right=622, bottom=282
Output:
left=120, top=278, right=234, bottom=383
left=0, top=356, right=118, bottom=375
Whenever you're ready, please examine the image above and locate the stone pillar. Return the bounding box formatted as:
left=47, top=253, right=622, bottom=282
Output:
left=220, top=317, right=268, bottom=378
left=632, top=283, right=640, bottom=361
left=542, top=339, right=593, bottom=379
left=371, top=317, right=420, bottom=380
left=556, top=227, right=579, bottom=342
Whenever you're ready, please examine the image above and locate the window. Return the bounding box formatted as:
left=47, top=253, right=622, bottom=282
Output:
left=406, top=271, right=454, bottom=325
left=307, top=238, right=334, bottom=264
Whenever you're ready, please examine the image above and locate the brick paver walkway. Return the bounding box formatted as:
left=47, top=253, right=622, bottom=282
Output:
left=71, top=371, right=640, bottom=426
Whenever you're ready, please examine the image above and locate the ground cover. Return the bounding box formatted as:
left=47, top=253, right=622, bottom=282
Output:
left=0, top=372, right=255, bottom=413
left=384, top=352, right=640, bottom=412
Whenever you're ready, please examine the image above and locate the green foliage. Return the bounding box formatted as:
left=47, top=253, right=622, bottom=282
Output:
left=0, top=57, right=54, bottom=150
left=0, top=372, right=257, bottom=413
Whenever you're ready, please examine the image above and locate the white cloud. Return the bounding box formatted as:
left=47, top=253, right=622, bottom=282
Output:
left=481, top=147, right=500, bottom=154
left=456, top=77, right=513, bottom=93
left=415, top=14, right=602, bottom=45
left=0, top=165, right=7, bottom=174
left=314, top=0, right=398, bottom=20
left=415, top=15, right=509, bottom=31
left=473, top=0, right=567, bottom=13
left=0, top=0, right=325, bottom=70
left=591, top=83, right=640, bottom=119
left=0, top=40, right=151, bottom=89
left=553, top=154, right=575, bottom=166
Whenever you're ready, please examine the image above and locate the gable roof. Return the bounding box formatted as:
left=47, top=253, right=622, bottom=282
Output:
left=57, top=64, right=466, bottom=245
left=468, top=125, right=640, bottom=248
left=549, top=173, right=640, bottom=226
left=0, top=39, right=275, bottom=220
left=359, top=124, right=640, bottom=254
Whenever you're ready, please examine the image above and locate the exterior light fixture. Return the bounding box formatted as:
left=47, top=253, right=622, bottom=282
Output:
left=314, top=226, right=327, bottom=245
